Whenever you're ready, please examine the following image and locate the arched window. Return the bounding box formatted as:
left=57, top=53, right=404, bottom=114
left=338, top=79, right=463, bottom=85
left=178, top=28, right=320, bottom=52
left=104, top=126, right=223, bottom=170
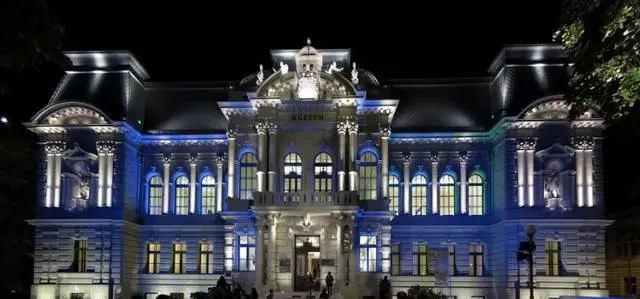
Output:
left=239, top=153, right=258, bottom=200
left=359, top=152, right=378, bottom=200
left=389, top=175, right=400, bottom=215
left=439, top=175, right=455, bottom=216
left=201, top=176, right=216, bottom=214
left=411, top=175, right=427, bottom=215
left=175, top=176, right=189, bottom=215
left=284, top=153, right=302, bottom=193
left=468, top=174, right=484, bottom=216
left=314, top=153, right=333, bottom=192
left=148, top=175, right=163, bottom=215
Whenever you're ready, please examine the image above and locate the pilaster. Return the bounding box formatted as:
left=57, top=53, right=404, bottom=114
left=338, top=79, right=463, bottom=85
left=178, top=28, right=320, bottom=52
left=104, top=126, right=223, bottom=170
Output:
left=226, top=129, right=237, bottom=199
left=161, top=154, right=172, bottom=214
left=402, top=153, right=412, bottom=215
left=459, top=151, right=468, bottom=215
left=430, top=152, right=439, bottom=214
left=44, top=141, right=65, bottom=208
left=380, top=126, right=390, bottom=200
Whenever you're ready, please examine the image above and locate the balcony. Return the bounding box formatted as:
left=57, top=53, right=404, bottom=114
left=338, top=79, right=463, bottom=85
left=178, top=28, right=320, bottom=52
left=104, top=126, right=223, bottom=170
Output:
left=253, top=191, right=359, bottom=207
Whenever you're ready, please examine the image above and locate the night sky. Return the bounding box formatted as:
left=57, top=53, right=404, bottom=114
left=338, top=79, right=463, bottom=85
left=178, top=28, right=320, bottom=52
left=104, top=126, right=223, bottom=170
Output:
left=6, top=1, right=635, bottom=214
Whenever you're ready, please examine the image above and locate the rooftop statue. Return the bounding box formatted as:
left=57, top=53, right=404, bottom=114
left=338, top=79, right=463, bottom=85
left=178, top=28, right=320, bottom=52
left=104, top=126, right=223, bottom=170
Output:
left=351, top=62, right=359, bottom=85
left=327, top=61, right=343, bottom=74
left=256, top=64, right=264, bottom=86
left=279, top=61, right=289, bottom=76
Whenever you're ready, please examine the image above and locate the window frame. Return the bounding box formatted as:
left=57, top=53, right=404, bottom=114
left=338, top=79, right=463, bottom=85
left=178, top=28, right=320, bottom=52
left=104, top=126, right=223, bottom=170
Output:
left=358, top=151, right=378, bottom=201
left=468, top=174, right=484, bottom=216
left=438, top=175, right=456, bottom=216
left=284, top=153, right=303, bottom=193
left=545, top=240, right=560, bottom=276
left=147, top=242, right=160, bottom=274
left=239, top=152, right=258, bottom=200
left=314, top=153, right=333, bottom=192
left=148, top=175, right=163, bottom=215
left=389, top=174, right=400, bottom=215
left=469, top=244, right=484, bottom=276
left=174, top=176, right=190, bottom=215
left=359, top=235, right=377, bottom=272
left=411, top=175, right=428, bottom=215
left=199, top=242, right=214, bottom=274
left=173, top=242, right=187, bottom=274
left=238, top=235, right=256, bottom=272
left=73, top=239, right=88, bottom=273
left=200, top=175, right=216, bottom=215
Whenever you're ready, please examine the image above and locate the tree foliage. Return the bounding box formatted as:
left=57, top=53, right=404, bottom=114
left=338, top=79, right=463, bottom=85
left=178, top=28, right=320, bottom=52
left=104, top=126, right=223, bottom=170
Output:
left=399, top=286, right=448, bottom=299
left=554, top=0, right=640, bottom=122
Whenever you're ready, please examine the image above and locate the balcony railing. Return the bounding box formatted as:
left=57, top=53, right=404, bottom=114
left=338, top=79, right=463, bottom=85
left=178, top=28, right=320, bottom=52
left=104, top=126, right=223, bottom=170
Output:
left=253, top=191, right=359, bottom=207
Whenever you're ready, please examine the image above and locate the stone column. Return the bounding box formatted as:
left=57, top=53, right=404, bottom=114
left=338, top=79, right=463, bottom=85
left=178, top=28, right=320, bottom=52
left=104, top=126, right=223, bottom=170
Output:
left=44, top=141, right=65, bottom=208
left=402, top=154, right=411, bottom=215
left=459, top=152, right=468, bottom=214
left=267, top=214, right=277, bottom=289
left=579, top=137, right=596, bottom=207
left=348, top=120, right=358, bottom=192
left=189, top=155, right=198, bottom=214
left=162, top=155, right=171, bottom=214
left=380, top=126, right=390, bottom=200
left=335, top=214, right=344, bottom=289
left=256, top=122, right=268, bottom=192
left=97, top=144, right=106, bottom=207
left=256, top=217, right=265, bottom=289
left=227, top=129, right=237, bottom=199
left=268, top=124, right=278, bottom=192
left=572, top=138, right=585, bottom=208
left=337, top=121, right=348, bottom=191
left=526, top=139, right=536, bottom=207
left=516, top=141, right=526, bottom=207
left=216, top=156, right=224, bottom=212
left=430, top=153, right=439, bottom=214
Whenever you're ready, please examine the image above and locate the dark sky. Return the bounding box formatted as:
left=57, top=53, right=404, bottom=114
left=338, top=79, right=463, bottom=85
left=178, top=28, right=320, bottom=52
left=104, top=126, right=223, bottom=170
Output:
left=48, top=1, right=563, bottom=81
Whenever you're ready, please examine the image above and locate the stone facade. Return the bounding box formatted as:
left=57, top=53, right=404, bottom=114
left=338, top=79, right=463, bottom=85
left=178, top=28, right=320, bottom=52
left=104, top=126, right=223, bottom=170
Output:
left=25, top=42, right=612, bottom=299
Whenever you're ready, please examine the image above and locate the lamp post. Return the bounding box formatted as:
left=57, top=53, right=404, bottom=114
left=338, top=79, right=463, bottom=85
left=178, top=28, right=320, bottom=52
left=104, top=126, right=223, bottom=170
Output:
left=517, top=225, right=537, bottom=299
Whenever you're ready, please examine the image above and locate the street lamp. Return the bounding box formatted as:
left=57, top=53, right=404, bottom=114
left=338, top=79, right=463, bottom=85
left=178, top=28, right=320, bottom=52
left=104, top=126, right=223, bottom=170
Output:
left=517, top=225, right=537, bottom=299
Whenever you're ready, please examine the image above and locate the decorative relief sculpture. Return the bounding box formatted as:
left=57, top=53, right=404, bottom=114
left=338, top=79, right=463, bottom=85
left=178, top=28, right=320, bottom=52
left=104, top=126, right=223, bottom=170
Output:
left=326, top=61, right=343, bottom=74
left=535, top=143, right=575, bottom=211
left=351, top=62, right=359, bottom=85
left=256, top=64, right=264, bottom=86
left=61, top=144, right=98, bottom=211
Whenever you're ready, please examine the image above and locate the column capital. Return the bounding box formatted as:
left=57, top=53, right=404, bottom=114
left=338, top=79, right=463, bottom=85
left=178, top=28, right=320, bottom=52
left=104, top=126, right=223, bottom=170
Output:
left=161, top=154, right=172, bottom=165
left=379, top=125, right=391, bottom=138
left=226, top=128, right=237, bottom=139
left=516, top=137, right=537, bottom=151
left=189, top=154, right=199, bottom=166
left=402, top=153, right=412, bottom=165
left=458, top=151, right=468, bottom=164
left=255, top=121, right=269, bottom=134
left=430, top=152, right=439, bottom=163
left=44, top=141, right=65, bottom=154
left=96, top=140, right=116, bottom=154
left=215, top=155, right=225, bottom=166
left=337, top=121, right=348, bottom=134
left=347, top=121, right=358, bottom=134
left=571, top=136, right=595, bottom=150
left=268, top=122, right=278, bottom=134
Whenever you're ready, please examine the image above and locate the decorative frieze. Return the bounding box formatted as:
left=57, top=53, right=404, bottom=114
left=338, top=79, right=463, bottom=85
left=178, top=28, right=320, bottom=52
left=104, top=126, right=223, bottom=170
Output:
left=44, top=141, right=65, bottom=154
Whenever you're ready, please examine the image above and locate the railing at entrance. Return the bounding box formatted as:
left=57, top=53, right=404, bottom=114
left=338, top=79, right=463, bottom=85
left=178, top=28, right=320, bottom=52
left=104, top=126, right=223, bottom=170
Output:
left=254, top=191, right=359, bottom=207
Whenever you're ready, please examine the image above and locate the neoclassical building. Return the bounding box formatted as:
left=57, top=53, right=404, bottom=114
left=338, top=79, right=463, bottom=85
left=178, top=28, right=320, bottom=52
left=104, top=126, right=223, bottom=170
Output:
left=26, top=41, right=612, bottom=299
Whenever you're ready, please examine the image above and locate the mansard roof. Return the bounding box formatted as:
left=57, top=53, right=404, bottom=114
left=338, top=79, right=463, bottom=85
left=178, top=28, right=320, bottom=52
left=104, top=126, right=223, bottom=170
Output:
left=29, top=43, right=579, bottom=134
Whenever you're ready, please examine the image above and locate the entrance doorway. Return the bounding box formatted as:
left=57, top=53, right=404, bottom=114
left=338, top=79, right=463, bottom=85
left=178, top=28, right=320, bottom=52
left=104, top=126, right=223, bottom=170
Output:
left=294, top=235, right=320, bottom=292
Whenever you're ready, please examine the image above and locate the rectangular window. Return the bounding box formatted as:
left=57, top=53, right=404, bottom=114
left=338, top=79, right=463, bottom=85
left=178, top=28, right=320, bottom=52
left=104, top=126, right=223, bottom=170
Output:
left=448, top=244, right=456, bottom=276
left=359, top=235, right=377, bottom=272
left=199, top=243, right=213, bottom=274
left=358, top=153, right=378, bottom=200
left=415, top=244, right=428, bottom=276
left=147, top=242, right=160, bottom=274
left=389, top=176, right=400, bottom=215
left=73, top=239, right=87, bottom=272
left=224, top=237, right=233, bottom=272
left=469, top=244, right=483, bottom=276
left=173, top=242, right=187, bottom=274
left=391, top=244, right=400, bottom=275
left=545, top=240, right=560, bottom=276
left=239, top=235, right=255, bottom=271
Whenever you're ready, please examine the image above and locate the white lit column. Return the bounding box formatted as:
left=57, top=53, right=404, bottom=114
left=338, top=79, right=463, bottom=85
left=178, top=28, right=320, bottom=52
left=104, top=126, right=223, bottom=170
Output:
left=335, top=215, right=344, bottom=287
left=44, top=141, right=64, bottom=208
left=380, top=126, right=390, bottom=199
left=526, top=139, right=536, bottom=207
left=403, top=154, right=411, bottom=215
left=516, top=142, right=526, bottom=207
left=227, top=129, right=237, bottom=199
left=268, top=124, right=277, bottom=192
left=572, top=137, right=585, bottom=207
left=267, top=215, right=277, bottom=289
left=97, top=146, right=106, bottom=207
left=431, top=153, right=439, bottom=214
left=459, top=152, right=468, bottom=214
left=337, top=122, right=348, bottom=191
left=216, top=156, right=224, bottom=212
left=348, top=120, right=358, bottom=192
left=189, top=155, right=197, bottom=214
left=256, top=217, right=265, bottom=288
left=162, top=155, right=171, bottom=214
left=584, top=138, right=595, bottom=207
left=256, top=122, right=268, bottom=192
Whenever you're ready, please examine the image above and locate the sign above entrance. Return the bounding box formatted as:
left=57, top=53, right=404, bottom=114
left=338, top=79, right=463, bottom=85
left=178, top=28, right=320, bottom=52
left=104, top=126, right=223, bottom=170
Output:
left=291, top=113, right=325, bottom=121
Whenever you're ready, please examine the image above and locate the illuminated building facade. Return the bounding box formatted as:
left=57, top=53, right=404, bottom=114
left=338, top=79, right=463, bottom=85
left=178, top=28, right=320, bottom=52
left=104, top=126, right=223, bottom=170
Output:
left=25, top=41, right=612, bottom=299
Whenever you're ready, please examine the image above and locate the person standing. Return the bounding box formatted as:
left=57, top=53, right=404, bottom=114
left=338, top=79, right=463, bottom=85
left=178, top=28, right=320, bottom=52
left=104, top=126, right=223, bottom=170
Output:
left=379, top=275, right=391, bottom=299
left=325, top=272, right=334, bottom=295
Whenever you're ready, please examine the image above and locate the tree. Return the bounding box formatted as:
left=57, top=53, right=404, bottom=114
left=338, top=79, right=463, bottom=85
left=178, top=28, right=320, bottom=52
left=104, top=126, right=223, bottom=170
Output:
left=553, top=0, right=640, bottom=123
left=0, top=0, right=67, bottom=298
